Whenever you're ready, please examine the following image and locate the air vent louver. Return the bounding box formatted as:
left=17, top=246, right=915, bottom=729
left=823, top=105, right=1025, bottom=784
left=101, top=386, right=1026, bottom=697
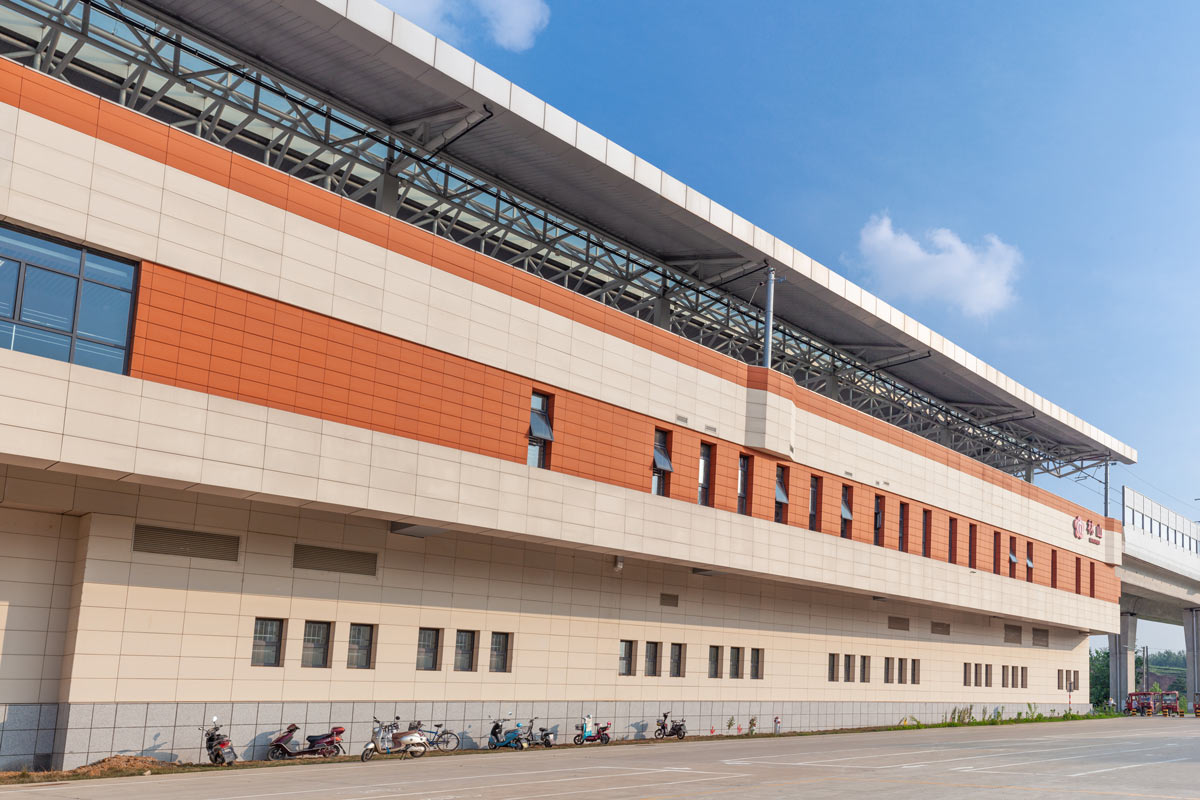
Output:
left=132, top=525, right=240, bottom=562
left=292, top=544, right=377, bottom=576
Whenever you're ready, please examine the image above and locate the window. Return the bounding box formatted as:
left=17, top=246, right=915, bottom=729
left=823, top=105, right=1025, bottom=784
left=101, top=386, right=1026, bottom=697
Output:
left=618, top=640, right=636, bottom=676
left=948, top=517, right=958, bottom=564
left=1008, top=536, right=1017, bottom=579
left=698, top=443, right=714, bottom=506
left=873, top=495, right=885, bottom=546
left=710, top=646, right=723, bottom=678
left=527, top=392, right=554, bottom=468
left=974, top=663, right=982, bottom=687
left=912, top=659, right=921, bottom=685
left=898, top=502, right=908, bottom=552
left=1003, top=664, right=1009, bottom=688
left=670, top=643, right=686, bottom=677
left=840, top=485, right=853, bottom=539
left=1089, top=562, right=1095, bottom=598
left=963, top=662, right=971, bottom=687
left=993, top=531, right=1002, bottom=574
left=1021, top=667, right=1028, bottom=689
left=1075, top=556, right=1082, bottom=594
left=887, top=616, right=910, bottom=631
left=985, top=664, right=992, bottom=687
left=931, top=621, right=950, bottom=636
left=252, top=618, right=284, bottom=667
left=730, top=646, right=743, bottom=678
left=809, top=476, right=822, bottom=531
left=1004, top=624, right=1022, bottom=645
left=0, top=225, right=137, bottom=373
left=1051, top=549, right=1058, bottom=589
left=884, top=657, right=894, bottom=684
left=417, top=628, right=442, bottom=670
left=645, top=641, right=661, bottom=677
left=751, top=648, right=764, bottom=679
left=1026, top=542, right=1034, bottom=582
left=660, top=593, right=679, bottom=607
left=828, top=652, right=839, bottom=682
left=489, top=632, right=512, bottom=672
left=651, top=429, right=673, bottom=496
left=969, top=524, right=977, bottom=568
left=1073, top=669, right=1079, bottom=690
left=844, top=653, right=855, bottom=682
left=301, top=621, right=331, bottom=668
left=737, top=455, right=752, bottom=515
left=1032, top=628, right=1049, bottom=648
left=454, top=630, right=477, bottom=672
left=347, top=623, right=374, bottom=669
left=1057, top=669, right=1064, bottom=690
left=860, top=655, right=871, bottom=682
left=897, top=658, right=907, bottom=684
left=922, top=510, right=932, bottom=557
left=774, top=466, right=789, bottom=523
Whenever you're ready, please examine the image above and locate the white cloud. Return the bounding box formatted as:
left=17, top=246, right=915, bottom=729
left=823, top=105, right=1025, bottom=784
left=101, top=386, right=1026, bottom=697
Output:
left=857, top=213, right=1020, bottom=318
left=382, top=0, right=549, bottom=52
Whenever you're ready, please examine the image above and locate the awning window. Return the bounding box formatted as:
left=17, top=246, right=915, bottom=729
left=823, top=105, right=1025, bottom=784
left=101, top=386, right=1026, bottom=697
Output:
left=841, top=500, right=853, bottom=520
left=775, top=478, right=789, bottom=504
left=653, top=444, right=674, bottom=472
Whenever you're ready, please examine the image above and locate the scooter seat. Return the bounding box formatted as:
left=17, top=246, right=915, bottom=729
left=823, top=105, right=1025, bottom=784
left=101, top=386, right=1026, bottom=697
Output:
left=305, top=734, right=325, bottom=744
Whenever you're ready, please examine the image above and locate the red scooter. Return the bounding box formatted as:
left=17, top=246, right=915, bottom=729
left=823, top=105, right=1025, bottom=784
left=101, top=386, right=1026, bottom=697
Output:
left=267, top=723, right=346, bottom=760
left=572, top=717, right=611, bottom=745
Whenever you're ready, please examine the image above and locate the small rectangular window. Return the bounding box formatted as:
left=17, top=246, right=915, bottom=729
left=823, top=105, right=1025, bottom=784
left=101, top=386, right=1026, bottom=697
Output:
left=659, top=592, right=679, bottom=607
left=922, top=510, right=932, bottom=557
left=774, top=466, right=789, bottom=523
left=416, top=628, right=442, bottom=670
left=897, top=657, right=907, bottom=684
left=873, top=495, right=885, bottom=546
left=1075, top=556, right=1082, bottom=594
left=963, top=662, right=971, bottom=687
left=730, top=646, right=743, bottom=678
left=1032, top=628, right=1049, bottom=648
left=969, top=523, right=978, bottom=568
left=698, top=444, right=714, bottom=506
left=1026, top=542, right=1034, bottom=582
left=1021, top=666, right=1028, bottom=689
left=809, top=476, right=822, bottom=531
left=898, top=502, right=909, bottom=552
left=709, top=645, right=723, bottom=678
left=828, top=652, right=839, bottom=682
left=670, top=643, right=686, bottom=677
left=912, top=659, right=921, bottom=685
left=884, top=657, right=894, bottom=684
left=527, top=391, right=553, bottom=469
left=844, top=653, right=855, bottom=682
left=652, top=429, right=673, bottom=497
left=1057, top=669, right=1064, bottom=690
left=252, top=618, right=284, bottom=667
left=454, top=630, right=477, bottom=672
left=860, top=655, right=871, bottom=682
left=1004, top=624, right=1022, bottom=645
left=1051, top=549, right=1058, bottom=589
left=888, top=616, right=910, bottom=631
left=490, top=632, right=513, bottom=672
left=645, top=641, right=661, bottom=677
left=1073, top=669, right=1079, bottom=690
left=347, top=623, right=374, bottom=669
left=1008, top=536, right=1017, bottom=578
left=840, top=485, right=853, bottom=538
left=1003, top=664, right=1009, bottom=688
left=751, top=648, right=764, bottom=679
left=301, top=621, right=331, bottom=668
left=1089, top=562, right=1096, bottom=598
left=948, top=517, right=958, bottom=564
left=974, top=663, right=982, bottom=687
left=993, top=531, right=1002, bottom=574
left=931, top=621, right=950, bottom=636
left=985, top=663, right=992, bottom=687
left=737, top=455, right=752, bottom=515
left=618, top=640, right=636, bottom=676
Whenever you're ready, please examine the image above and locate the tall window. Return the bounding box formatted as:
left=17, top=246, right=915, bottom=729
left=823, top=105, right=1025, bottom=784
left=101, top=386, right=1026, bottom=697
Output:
left=1075, top=556, right=1082, bottom=594
left=651, top=429, right=673, bottom=496
left=489, top=632, right=512, bottom=672
left=1051, top=549, right=1058, bottom=589
left=1003, top=664, right=1009, bottom=688
left=844, top=653, right=855, bottom=682
left=252, top=618, right=283, bottom=667
left=416, top=628, right=441, bottom=670
left=897, top=658, right=907, bottom=684
left=993, top=531, right=1002, bottom=574
left=840, top=485, right=853, bottom=539
left=948, top=518, right=958, bottom=564
left=618, top=640, right=636, bottom=676
left=347, top=623, right=374, bottom=669
left=809, top=476, right=822, bottom=531
left=884, top=657, right=894, bottom=684
left=301, top=621, right=331, bottom=668
left=873, top=495, right=884, bottom=546
left=774, top=466, right=789, bottom=523
left=670, top=643, right=686, bottom=677
left=1008, top=536, right=1017, bottom=578
left=645, top=641, right=661, bottom=677
left=1026, top=542, right=1034, bottom=583
left=828, top=652, right=840, bottom=682
left=454, top=630, right=477, bottom=671
left=1089, top=562, right=1096, bottom=598
left=860, top=655, right=871, bottom=682
left=0, top=225, right=137, bottom=373
left=698, top=443, right=714, bottom=506
left=974, top=663, right=982, bottom=686
left=737, top=455, right=752, bottom=515
left=969, top=523, right=977, bottom=568
left=1021, top=667, right=1028, bottom=688
left=709, top=645, right=723, bottom=678
left=964, top=662, right=971, bottom=687
left=921, top=510, right=932, bottom=557
left=898, top=502, right=908, bottom=552
left=751, top=648, right=764, bottom=679
left=912, top=659, right=921, bottom=685
left=527, top=391, right=554, bottom=468
left=984, top=664, right=992, bottom=687
left=729, top=646, right=743, bottom=678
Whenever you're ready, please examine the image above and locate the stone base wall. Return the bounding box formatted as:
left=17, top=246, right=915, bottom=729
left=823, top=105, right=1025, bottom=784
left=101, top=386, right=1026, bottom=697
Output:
left=0, top=699, right=1094, bottom=771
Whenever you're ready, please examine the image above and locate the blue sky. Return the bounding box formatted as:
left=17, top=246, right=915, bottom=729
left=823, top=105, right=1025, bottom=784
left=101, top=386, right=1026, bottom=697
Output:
left=388, top=0, right=1200, bottom=651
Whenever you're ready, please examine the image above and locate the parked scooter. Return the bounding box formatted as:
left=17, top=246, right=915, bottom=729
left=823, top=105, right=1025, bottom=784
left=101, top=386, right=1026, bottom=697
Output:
left=488, top=713, right=528, bottom=750
left=518, top=716, right=555, bottom=748
left=654, top=712, right=687, bottom=740
left=200, top=715, right=237, bottom=765
left=267, top=723, right=346, bottom=760
left=572, top=715, right=611, bottom=745
left=360, top=717, right=428, bottom=761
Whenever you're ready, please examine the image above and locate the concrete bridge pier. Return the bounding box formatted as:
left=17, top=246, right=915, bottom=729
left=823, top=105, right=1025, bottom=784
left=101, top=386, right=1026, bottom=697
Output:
left=1109, top=612, right=1136, bottom=704
left=1184, top=608, right=1200, bottom=701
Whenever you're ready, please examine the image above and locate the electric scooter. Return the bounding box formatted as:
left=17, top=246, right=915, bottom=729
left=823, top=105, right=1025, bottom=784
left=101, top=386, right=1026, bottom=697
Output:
left=267, top=723, right=346, bottom=760
left=200, top=716, right=237, bottom=765
left=488, top=714, right=528, bottom=750
left=572, top=715, right=611, bottom=745
left=360, top=717, right=428, bottom=761
left=518, top=716, right=555, bottom=748
left=654, top=711, right=687, bottom=740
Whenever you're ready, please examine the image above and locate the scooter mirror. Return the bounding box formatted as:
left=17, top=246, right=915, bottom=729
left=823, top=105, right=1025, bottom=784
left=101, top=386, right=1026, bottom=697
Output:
left=211, top=716, right=218, bottom=723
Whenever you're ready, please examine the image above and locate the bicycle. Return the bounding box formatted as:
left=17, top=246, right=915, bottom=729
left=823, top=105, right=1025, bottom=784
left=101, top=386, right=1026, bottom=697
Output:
left=419, top=722, right=460, bottom=751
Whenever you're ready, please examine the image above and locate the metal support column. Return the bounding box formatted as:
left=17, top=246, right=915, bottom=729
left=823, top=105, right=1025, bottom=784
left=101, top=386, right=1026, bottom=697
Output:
left=761, top=265, right=776, bottom=368
left=1109, top=612, right=1136, bottom=706
left=1184, top=608, right=1200, bottom=701
left=1103, top=461, right=1110, bottom=518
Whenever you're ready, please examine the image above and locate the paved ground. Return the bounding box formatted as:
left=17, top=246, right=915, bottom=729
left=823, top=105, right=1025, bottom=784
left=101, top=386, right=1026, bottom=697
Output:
left=2, top=717, right=1199, bottom=799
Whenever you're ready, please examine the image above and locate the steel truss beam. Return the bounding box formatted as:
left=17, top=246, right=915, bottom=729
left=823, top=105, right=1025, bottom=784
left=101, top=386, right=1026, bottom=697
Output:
left=0, top=0, right=1116, bottom=479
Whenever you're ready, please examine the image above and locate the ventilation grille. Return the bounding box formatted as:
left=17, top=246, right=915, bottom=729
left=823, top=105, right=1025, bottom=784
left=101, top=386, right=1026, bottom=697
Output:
left=930, top=621, right=951, bottom=636
left=1032, top=628, right=1049, bottom=647
left=1004, top=624, right=1023, bottom=644
left=887, top=616, right=910, bottom=631
left=132, top=525, right=240, bottom=562
left=292, top=544, right=377, bottom=576
left=659, top=593, right=679, bottom=607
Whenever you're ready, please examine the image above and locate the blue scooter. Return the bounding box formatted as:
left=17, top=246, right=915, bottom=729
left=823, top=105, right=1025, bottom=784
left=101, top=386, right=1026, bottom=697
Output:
left=487, top=714, right=528, bottom=750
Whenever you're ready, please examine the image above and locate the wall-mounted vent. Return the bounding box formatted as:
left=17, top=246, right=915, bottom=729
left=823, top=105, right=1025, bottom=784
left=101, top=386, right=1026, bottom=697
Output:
left=703, top=424, right=717, bottom=434
left=1004, top=624, right=1023, bottom=644
left=292, top=544, right=377, bottom=576
left=675, top=414, right=689, bottom=425
left=659, top=593, right=679, bottom=607
left=931, top=621, right=951, bottom=636
left=132, top=525, right=240, bottom=562
left=1032, top=627, right=1049, bottom=647
left=887, top=616, right=910, bottom=631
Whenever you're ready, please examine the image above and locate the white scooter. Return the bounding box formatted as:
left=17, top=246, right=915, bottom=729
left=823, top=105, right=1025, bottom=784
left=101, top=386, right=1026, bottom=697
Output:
left=360, top=717, right=428, bottom=761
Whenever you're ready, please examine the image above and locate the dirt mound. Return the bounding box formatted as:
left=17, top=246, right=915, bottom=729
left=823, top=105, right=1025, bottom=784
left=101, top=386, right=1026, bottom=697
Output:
left=69, top=755, right=172, bottom=777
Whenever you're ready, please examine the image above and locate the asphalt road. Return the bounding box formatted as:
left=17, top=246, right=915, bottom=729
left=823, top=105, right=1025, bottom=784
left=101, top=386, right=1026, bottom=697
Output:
left=2, top=717, right=1198, bottom=800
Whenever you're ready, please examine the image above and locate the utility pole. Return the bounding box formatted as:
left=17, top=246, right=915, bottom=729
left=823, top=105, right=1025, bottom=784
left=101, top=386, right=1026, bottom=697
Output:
left=762, top=265, right=776, bottom=369
left=1144, top=645, right=1150, bottom=692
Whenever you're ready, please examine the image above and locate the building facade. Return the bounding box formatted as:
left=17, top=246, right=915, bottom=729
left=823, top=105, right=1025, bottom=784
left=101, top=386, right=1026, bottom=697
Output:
left=0, top=0, right=1131, bottom=770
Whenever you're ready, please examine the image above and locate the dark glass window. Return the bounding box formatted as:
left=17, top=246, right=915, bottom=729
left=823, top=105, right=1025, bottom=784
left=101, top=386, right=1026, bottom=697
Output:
left=860, top=655, right=871, bottom=682
left=301, top=621, right=331, bottom=668
left=527, top=392, right=553, bottom=468
left=645, top=641, right=661, bottom=676
left=0, top=225, right=136, bottom=373
left=839, top=485, right=853, bottom=538
left=898, top=503, right=908, bottom=552
left=844, top=653, right=855, bottom=682
left=652, top=429, right=672, bottom=496
left=774, top=466, right=788, bottom=523
left=489, top=632, right=512, bottom=672
left=729, top=646, right=743, bottom=678
left=829, top=652, right=840, bottom=682
left=709, top=645, right=722, bottom=678
left=873, top=495, right=884, bottom=546
left=618, top=640, right=636, bottom=676
left=948, top=518, right=958, bottom=564
left=670, top=643, right=685, bottom=677
left=737, top=455, right=751, bottom=515
left=751, top=648, right=764, bottom=679
left=808, top=476, right=821, bottom=531
left=969, top=524, right=978, bottom=568
left=416, top=627, right=441, bottom=670
left=922, top=510, right=932, bottom=557
left=251, top=618, right=283, bottom=667
left=698, top=443, right=714, bottom=506
left=347, top=623, right=374, bottom=669
left=454, top=630, right=477, bottom=671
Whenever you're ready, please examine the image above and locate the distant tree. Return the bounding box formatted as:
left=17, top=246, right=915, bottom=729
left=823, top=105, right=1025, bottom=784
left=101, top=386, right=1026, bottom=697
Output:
left=1152, top=650, right=1186, bottom=669
left=1169, top=675, right=1186, bottom=692
left=1090, top=648, right=1110, bottom=706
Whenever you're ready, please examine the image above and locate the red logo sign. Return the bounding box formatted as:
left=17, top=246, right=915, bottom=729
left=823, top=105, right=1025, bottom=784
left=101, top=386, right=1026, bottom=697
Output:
left=1073, top=516, right=1103, bottom=545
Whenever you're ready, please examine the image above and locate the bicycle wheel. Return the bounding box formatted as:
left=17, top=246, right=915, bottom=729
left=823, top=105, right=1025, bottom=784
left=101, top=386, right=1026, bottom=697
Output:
left=436, top=731, right=460, bottom=752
